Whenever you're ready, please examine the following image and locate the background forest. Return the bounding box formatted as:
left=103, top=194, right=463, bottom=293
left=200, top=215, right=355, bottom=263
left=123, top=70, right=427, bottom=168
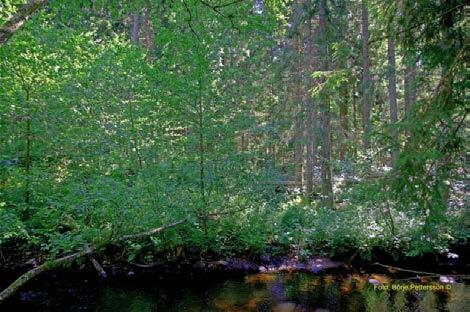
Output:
left=0, top=0, right=467, bottom=270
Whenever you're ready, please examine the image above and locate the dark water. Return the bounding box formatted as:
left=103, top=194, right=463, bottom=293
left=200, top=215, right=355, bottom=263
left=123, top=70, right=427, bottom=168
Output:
left=2, top=272, right=468, bottom=311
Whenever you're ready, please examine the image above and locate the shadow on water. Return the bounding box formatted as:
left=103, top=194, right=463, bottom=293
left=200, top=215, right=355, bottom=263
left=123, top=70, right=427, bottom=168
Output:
left=2, top=272, right=469, bottom=311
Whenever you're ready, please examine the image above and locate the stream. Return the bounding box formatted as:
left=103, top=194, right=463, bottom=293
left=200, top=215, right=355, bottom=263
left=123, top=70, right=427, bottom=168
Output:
left=1, top=270, right=468, bottom=311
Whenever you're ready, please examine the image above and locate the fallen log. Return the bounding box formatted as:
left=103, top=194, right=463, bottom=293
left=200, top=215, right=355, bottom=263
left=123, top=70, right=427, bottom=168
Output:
left=0, top=218, right=188, bottom=303
left=0, top=249, right=89, bottom=302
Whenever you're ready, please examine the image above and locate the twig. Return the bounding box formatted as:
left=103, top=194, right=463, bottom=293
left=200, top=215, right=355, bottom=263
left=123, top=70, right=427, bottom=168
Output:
left=182, top=0, right=201, bottom=41
left=211, top=0, right=245, bottom=10
left=198, top=0, right=241, bottom=34
left=347, top=250, right=359, bottom=266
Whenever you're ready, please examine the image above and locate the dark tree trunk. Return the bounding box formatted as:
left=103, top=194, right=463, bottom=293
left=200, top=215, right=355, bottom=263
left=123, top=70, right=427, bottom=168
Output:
left=305, top=0, right=316, bottom=196
left=318, top=0, right=333, bottom=208
left=361, top=0, right=372, bottom=151
left=403, top=49, right=417, bottom=119
left=144, top=5, right=155, bottom=62
left=293, top=113, right=304, bottom=187
left=130, top=12, right=142, bottom=44
left=339, top=85, right=349, bottom=160
left=387, top=33, right=399, bottom=167
left=351, top=81, right=358, bottom=158
left=24, top=89, right=32, bottom=205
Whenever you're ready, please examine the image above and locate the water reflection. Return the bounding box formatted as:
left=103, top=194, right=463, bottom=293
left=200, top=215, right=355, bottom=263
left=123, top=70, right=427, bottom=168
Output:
left=97, top=273, right=466, bottom=312
left=7, top=272, right=468, bottom=311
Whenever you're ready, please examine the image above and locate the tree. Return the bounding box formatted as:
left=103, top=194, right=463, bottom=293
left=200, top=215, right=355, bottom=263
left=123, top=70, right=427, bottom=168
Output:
left=361, top=0, right=372, bottom=151
left=304, top=0, right=316, bottom=196
left=387, top=29, right=398, bottom=167
left=317, top=0, right=333, bottom=207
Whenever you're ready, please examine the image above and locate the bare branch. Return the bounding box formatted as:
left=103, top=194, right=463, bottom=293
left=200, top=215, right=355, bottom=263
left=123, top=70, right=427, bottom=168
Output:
left=119, top=219, right=188, bottom=241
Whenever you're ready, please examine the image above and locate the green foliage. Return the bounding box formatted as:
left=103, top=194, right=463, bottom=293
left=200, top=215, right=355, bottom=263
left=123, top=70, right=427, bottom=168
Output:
left=0, top=0, right=467, bottom=265
left=0, top=203, right=28, bottom=244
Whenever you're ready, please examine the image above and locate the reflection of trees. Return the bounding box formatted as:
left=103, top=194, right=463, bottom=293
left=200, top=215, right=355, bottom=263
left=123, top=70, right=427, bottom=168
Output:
left=213, top=278, right=271, bottom=311
left=446, top=284, right=470, bottom=312
left=99, top=288, right=155, bottom=311
left=269, top=280, right=286, bottom=301
left=415, top=291, right=437, bottom=312
left=322, top=278, right=342, bottom=312
left=183, top=274, right=466, bottom=311
left=363, top=288, right=390, bottom=312
left=393, top=292, right=408, bottom=312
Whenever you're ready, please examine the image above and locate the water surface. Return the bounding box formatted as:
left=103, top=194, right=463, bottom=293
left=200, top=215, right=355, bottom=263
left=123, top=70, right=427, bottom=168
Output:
left=2, top=271, right=468, bottom=311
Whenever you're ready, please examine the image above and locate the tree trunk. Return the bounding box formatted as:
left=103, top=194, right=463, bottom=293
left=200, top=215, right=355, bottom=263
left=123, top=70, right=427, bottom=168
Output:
left=0, top=0, right=49, bottom=46
left=128, top=97, right=143, bottom=171
left=318, top=0, right=333, bottom=208
left=339, top=84, right=349, bottom=160
left=24, top=89, right=32, bottom=205
left=361, top=0, right=372, bottom=151
left=387, top=33, right=398, bottom=167
left=403, top=49, right=417, bottom=119
left=304, top=0, right=316, bottom=196
left=196, top=79, right=208, bottom=236
left=293, top=113, right=304, bottom=187
left=144, top=6, right=155, bottom=62
left=351, top=81, right=358, bottom=158
left=130, top=12, right=142, bottom=44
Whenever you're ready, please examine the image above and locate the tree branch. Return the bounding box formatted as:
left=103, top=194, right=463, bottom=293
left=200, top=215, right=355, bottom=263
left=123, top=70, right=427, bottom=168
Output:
left=119, top=219, right=188, bottom=241
left=0, top=0, right=49, bottom=46
left=199, top=0, right=241, bottom=34
left=370, top=3, right=465, bottom=45
left=182, top=0, right=201, bottom=41
left=210, top=0, right=245, bottom=10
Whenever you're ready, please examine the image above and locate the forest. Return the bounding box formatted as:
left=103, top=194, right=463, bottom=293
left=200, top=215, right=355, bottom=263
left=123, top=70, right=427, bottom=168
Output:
left=0, top=0, right=468, bottom=311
